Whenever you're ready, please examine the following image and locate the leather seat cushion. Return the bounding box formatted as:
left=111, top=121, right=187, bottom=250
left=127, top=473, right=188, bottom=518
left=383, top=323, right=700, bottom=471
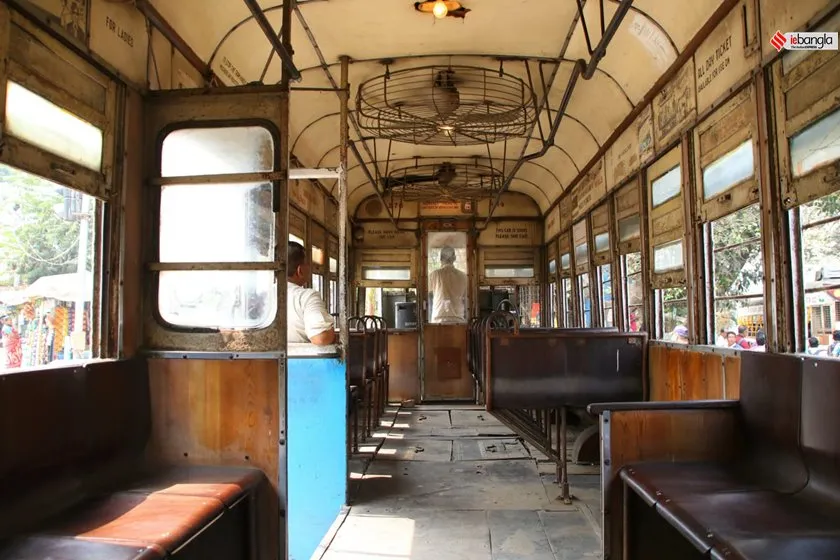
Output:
left=0, top=535, right=165, bottom=560
left=124, top=466, right=264, bottom=507
left=711, top=536, right=840, bottom=560
left=43, top=492, right=224, bottom=553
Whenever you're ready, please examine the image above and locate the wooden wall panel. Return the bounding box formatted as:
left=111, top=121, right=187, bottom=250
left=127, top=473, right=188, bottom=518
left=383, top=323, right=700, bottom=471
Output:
left=422, top=325, right=472, bottom=400
left=648, top=344, right=740, bottom=401
left=121, top=89, right=144, bottom=357
left=388, top=332, right=419, bottom=402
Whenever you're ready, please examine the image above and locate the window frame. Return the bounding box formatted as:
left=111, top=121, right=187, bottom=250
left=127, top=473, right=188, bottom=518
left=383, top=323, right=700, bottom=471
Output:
left=647, top=145, right=686, bottom=288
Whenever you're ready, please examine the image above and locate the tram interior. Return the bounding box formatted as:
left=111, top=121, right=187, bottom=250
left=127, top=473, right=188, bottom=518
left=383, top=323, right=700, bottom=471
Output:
left=1, top=0, right=840, bottom=559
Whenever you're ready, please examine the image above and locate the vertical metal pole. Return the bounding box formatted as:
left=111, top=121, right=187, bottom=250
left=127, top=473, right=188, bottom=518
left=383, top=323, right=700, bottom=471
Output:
left=560, top=406, right=571, bottom=504
left=338, top=55, right=350, bottom=355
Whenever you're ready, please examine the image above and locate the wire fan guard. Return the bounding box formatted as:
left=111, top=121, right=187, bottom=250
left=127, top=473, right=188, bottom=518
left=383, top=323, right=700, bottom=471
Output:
left=380, top=162, right=503, bottom=202
left=357, top=65, right=536, bottom=145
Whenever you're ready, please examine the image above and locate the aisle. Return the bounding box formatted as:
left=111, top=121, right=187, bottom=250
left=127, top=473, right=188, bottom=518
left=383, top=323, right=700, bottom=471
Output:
left=318, top=404, right=603, bottom=560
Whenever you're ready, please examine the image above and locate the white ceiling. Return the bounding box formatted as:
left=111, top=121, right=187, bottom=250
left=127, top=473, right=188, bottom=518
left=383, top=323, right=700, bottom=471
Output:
left=149, top=0, right=723, bottom=214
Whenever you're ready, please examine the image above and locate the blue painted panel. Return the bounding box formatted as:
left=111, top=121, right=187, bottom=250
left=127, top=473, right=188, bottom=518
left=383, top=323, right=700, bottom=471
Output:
left=288, top=356, right=347, bottom=560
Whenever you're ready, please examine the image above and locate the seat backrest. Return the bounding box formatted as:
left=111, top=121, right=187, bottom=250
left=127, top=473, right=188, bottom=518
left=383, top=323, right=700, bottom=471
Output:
left=800, top=356, right=840, bottom=502
left=347, top=332, right=366, bottom=385
left=0, top=359, right=151, bottom=537
left=738, top=352, right=807, bottom=494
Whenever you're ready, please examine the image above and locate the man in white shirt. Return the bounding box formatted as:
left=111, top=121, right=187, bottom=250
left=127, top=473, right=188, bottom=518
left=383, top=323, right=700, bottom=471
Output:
left=428, top=246, right=468, bottom=323
left=287, top=241, right=336, bottom=345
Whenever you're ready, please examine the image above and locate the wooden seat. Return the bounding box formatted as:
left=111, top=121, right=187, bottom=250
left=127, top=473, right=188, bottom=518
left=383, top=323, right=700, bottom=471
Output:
left=0, top=359, right=269, bottom=560
left=591, top=353, right=840, bottom=560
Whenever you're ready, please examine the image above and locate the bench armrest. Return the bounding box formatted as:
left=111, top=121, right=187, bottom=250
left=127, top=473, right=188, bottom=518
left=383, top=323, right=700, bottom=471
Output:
left=587, top=399, right=738, bottom=415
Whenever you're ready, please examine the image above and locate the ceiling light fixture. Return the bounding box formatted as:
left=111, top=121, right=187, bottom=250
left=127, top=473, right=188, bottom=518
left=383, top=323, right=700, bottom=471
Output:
left=414, top=0, right=470, bottom=19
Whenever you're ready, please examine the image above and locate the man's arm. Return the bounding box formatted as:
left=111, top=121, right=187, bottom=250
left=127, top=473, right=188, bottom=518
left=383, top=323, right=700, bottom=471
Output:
left=302, top=291, right=337, bottom=346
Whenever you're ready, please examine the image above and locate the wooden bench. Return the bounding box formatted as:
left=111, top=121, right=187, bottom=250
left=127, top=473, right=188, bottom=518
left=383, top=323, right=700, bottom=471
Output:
left=0, top=359, right=271, bottom=560
left=589, top=352, right=840, bottom=560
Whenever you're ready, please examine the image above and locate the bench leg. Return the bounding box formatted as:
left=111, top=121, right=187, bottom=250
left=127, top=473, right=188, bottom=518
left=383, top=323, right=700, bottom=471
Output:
left=555, top=407, right=572, bottom=504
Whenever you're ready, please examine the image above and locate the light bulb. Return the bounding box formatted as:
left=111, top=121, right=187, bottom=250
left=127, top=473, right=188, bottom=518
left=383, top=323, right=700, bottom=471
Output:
left=432, top=0, right=448, bottom=18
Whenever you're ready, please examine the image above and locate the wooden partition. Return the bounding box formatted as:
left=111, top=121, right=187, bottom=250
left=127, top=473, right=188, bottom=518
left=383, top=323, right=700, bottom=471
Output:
left=145, top=358, right=280, bottom=558
left=388, top=331, right=419, bottom=402
left=648, top=343, right=741, bottom=401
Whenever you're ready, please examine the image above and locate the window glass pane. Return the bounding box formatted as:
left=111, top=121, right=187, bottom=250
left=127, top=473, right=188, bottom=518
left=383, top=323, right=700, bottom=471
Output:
left=363, top=287, right=417, bottom=328
left=653, top=240, right=683, bottom=273
left=600, top=264, right=613, bottom=327
left=548, top=259, right=557, bottom=275
left=574, top=243, right=588, bottom=264
left=329, top=279, right=338, bottom=315
left=312, top=245, right=324, bottom=266
left=651, top=166, right=681, bottom=207
left=799, top=191, right=840, bottom=356
left=594, top=232, right=610, bottom=253
left=427, top=231, right=468, bottom=324
left=329, top=257, right=338, bottom=274
left=661, top=287, right=687, bottom=342
left=362, top=266, right=410, bottom=281
left=158, top=270, right=275, bottom=329
left=790, top=107, right=840, bottom=178
left=624, top=252, right=644, bottom=332
left=485, top=266, right=534, bottom=278
left=517, top=285, right=541, bottom=327
left=0, top=164, right=96, bottom=370
left=289, top=233, right=304, bottom=246
left=560, top=253, right=571, bottom=270
left=160, top=182, right=273, bottom=262
left=5, top=82, right=103, bottom=172
left=703, top=140, right=754, bottom=200
left=549, top=283, right=559, bottom=327
left=312, top=273, right=324, bottom=297
left=161, top=126, right=274, bottom=177
left=618, top=215, right=640, bottom=242
left=578, top=273, right=592, bottom=327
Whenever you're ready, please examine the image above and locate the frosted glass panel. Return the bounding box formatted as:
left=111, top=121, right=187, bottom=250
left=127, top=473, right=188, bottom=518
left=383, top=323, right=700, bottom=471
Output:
left=651, top=166, right=681, bottom=207
left=790, top=108, right=840, bottom=178
left=362, top=266, right=410, bottom=281
left=653, top=240, right=684, bottom=273
left=594, top=232, right=610, bottom=253
left=618, top=215, right=640, bottom=241
left=485, top=266, right=534, bottom=278
left=703, top=140, right=754, bottom=200
left=312, top=245, right=324, bottom=265
left=161, top=126, right=274, bottom=177
left=5, top=81, right=103, bottom=171
left=574, top=243, right=588, bottom=263
left=548, top=259, right=557, bottom=275
left=561, top=253, right=571, bottom=270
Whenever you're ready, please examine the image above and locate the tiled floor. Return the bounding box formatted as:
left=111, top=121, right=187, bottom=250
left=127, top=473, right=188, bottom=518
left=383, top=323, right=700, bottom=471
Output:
left=318, top=404, right=603, bottom=560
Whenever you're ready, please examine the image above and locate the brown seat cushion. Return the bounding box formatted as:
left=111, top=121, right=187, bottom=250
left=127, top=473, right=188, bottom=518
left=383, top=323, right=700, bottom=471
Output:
left=124, top=466, right=265, bottom=507
left=711, top=536, right=840, bottom=560
left=621, top=462, right=762, bottom=506
left=0, top=536, right=164, bottom=560
left=43, top=493, right=224, bottom=553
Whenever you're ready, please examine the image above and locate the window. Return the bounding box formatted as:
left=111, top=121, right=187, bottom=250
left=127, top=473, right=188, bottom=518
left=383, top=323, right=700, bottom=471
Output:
left=362, top=266, right=411, bottom=281
left=329, top=279, right=338, bottom=315
left=289, top=233, right=304, bottom=246
left=651, top=166, right=681, bottom=208
left=330, top=256, right=338, bottom=275
left=560, top=253, right=571, bottom=270
left=790, top=107, right=840, bottom=178
left=156, top=126, right=276, bottom=329
left=312, top=245, right=324, bottom=266
left=594, top=233, right=610, bottom=253
left=518, top=285, right=541, bottom=327
left=599, top=264, right=613, bottom=327
left=659, top=287, right=688, bottom=342
left=623, top=252, right=644, bottom=332
left=710, top=204, right=764, bottom=346
left=484, top=266, right=534, bottom=278
left=361, top=287, right=417, bottom=329
left=0, top=164, right=96, bottom=370
left=548, top=259, right=557, bottom=275
left=797, top=190, right=840, bottom=355
left=5, top=82, right=104, bottom=172
left=561, top=277, right=574, bottom=327
left=618, top=215, right=641, bottom=242
left=578, top=273, right=592, bottom=328
left=703, top=140, right=754, bottom=200
left=574, top=243, right=588, bottom=265
left=653, top=240, right=684, bottom=273
left=548, top=281, right=558, bottom=327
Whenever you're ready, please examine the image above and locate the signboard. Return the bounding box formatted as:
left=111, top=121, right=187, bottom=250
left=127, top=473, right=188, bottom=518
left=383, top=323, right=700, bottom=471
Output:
left=89, top=0, right=148, bottom=85
left=478, top=221, right=539, bottom=246
left=359, top=222, right=419, bottom=248
left=29, top=0, right=88, bottom=43
left=290, top=180, right=326, bottom=223
left=211, top=54, right=249, bottom=87
left=606, top=104, right=654, bottom=190
left=476, top=193, right=540, bottom=217
left=544, top=205, right=560, bottom=241
left=572, top=158, right=607, bottom=220
left=356, top=197, right=419, bottom=220
left=419, top=200, right=474, bottom=217
left=653, top=58, right=697, bottom=151
left=695, top=3, right=759, bottom=113
left=559, top=196, right=572, bottom=233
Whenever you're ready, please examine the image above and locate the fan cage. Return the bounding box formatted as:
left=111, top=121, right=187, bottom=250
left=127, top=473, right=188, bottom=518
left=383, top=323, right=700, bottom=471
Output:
left=381, top=162, right=504, bottom=202
left=357, top=65, right=537, bottom=146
